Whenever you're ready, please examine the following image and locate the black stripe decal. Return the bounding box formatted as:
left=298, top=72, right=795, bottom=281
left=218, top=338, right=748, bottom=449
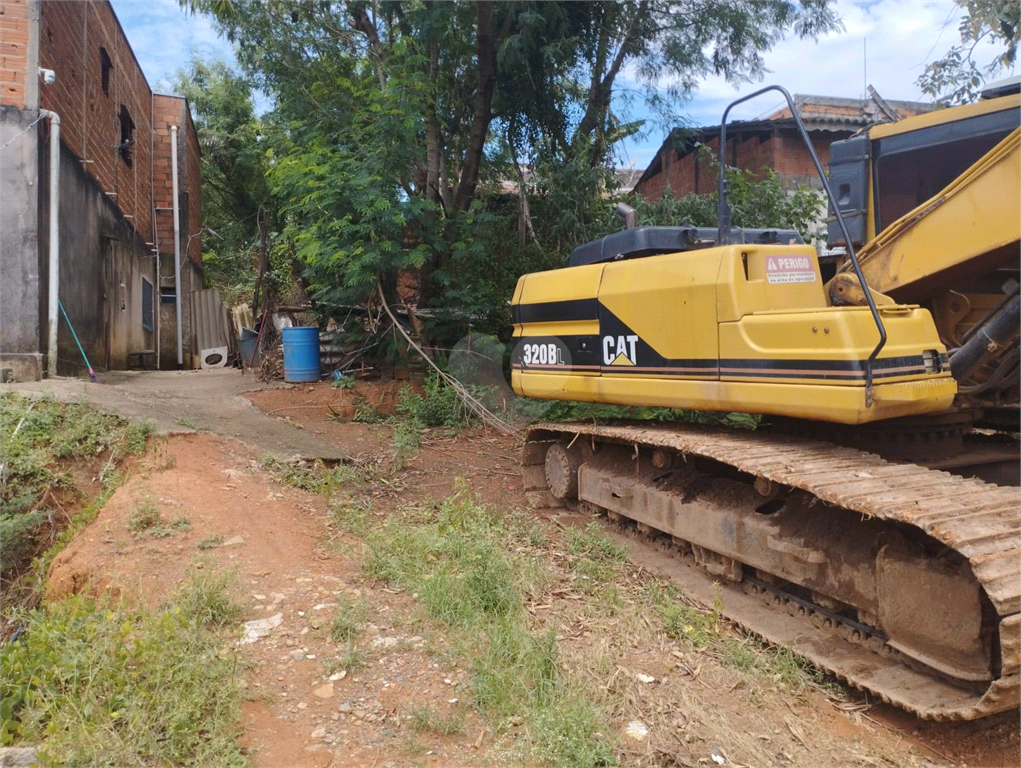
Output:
left=512, top=298, right=599, bottom=325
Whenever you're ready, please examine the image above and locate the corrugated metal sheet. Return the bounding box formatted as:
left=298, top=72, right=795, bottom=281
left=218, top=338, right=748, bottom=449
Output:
left=191, top=288, right=236, bottom=360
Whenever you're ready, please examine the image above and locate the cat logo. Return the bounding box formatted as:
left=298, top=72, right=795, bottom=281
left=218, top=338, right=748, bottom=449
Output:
left=603, top=334, right=638, bottom=366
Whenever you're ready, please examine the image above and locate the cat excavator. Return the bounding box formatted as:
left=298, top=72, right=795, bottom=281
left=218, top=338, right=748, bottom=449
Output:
left=510, top=83, right=1020, bottom=719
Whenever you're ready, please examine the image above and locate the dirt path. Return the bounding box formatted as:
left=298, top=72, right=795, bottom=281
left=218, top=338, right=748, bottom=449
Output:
left=29, top=374, right=1021, bottom=767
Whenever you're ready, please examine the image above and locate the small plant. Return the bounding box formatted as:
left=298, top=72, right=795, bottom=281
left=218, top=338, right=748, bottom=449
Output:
left=390, top=420, right=421, bottom=471
left=408, top=705, right=464, bottom=736
left=352, top=405, right=385, bottom=423
left=331, top=643, right=367, bottom=673
left=330, top=596, right=366, bottom=644
left=396, top=375, right=471, bottom=428
left=127, top=497, right=163, bottom=535
left=174, top=568, right=246, bottom=628
left=331, top=373, right=356, bottom=389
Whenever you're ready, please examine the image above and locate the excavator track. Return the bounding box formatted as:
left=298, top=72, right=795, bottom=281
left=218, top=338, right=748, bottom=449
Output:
left=521, top=422, right=1020, bottom=720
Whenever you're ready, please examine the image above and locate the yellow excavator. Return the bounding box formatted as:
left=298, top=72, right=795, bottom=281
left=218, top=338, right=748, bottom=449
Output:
left=510, top=83, right=1020, bottom=720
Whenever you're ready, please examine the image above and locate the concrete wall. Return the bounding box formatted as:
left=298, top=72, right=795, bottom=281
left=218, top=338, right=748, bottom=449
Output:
left=37, top=134, right=156, bottom=375
left=0, top=105, right=42, bottom=380
left=0, top=0, right=203, bottom=379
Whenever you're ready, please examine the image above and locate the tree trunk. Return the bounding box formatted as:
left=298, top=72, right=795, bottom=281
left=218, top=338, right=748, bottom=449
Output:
left=452, top=2, right=512, bottom=212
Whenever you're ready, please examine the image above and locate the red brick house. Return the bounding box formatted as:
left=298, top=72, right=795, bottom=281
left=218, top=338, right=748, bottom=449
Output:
left=0, top=0, right=202, bottom=380
left=634, top=89, right=935, bottom=201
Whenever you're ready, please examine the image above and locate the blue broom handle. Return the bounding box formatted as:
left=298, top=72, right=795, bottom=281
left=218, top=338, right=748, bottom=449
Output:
left=57, top=300, right=93, bottom=371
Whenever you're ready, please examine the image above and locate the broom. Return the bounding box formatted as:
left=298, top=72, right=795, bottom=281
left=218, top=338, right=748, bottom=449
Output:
left=58, top=301, right=99, bottom=383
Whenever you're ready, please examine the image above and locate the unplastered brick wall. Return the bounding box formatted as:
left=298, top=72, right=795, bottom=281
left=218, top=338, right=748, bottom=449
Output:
left=37, top=0, right=153, bottom=244
left=636, top=127, right=853, bottom=202
left=0, top=0, right=30, bottom=108
left=151, top=94, right=202, bottom=269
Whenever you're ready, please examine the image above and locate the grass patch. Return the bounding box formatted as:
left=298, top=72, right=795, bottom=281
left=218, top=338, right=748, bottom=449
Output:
left=1, top=394, right=149, bottom=607
left=390, top=420, right=421, bottom=470
left=127, top=496, right=190, bottom=539
left=656, top=584, right=829, bottom=693
left=366, top=482, right=616, bottom=766
left=261, top=456, right=373, bottom=498
left=330, top=643, right=367, bottom=674
left=329, top=498, right=370, bottom=537
left=0, top=579, right=246, bottom=765
left=408, top=705, right=464, bottom=736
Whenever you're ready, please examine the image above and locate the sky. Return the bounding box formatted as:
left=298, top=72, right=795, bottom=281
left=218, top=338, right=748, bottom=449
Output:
left=111, top=0, right=1012, bottom=169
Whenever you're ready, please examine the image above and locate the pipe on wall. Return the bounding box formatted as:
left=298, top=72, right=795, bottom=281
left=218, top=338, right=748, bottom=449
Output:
left=171, top=124, right=183, bottom=368
left=41, top=109, right=61, bottom=378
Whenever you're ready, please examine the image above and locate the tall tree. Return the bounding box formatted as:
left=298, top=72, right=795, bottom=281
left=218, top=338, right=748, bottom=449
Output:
left=181, top=0, right=839, bottom=336
left=168, top=57, right=276, bottom=303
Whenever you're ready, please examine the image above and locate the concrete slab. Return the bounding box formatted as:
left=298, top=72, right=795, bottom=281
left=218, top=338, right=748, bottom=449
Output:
left=3, top=368, right=349, bottom=462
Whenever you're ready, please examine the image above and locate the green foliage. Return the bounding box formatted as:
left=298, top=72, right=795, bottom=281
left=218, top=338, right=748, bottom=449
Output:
left=0, top=588, right=245, bottom=765
left=0, top=394, right=149, bottom=575
left=918, top=0, right=1019, bottom=104
left=396, top=376, right=470, bottom=429
left=331, top=373, right=356, bottom=390
left=127, top=496, right=163, bottom=535
left=519, top=397, right=761, bottom=430
left=183, top=0, right=839, bottom=347
left=408, top=705, right=464, bottom=736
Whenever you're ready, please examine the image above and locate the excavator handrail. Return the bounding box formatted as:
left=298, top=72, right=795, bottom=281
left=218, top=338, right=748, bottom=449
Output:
left=717, top=85, right=887, bottom=399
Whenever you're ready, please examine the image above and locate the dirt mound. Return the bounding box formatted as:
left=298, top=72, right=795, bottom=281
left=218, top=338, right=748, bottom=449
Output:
left=48, top=433, right=332, bottom=606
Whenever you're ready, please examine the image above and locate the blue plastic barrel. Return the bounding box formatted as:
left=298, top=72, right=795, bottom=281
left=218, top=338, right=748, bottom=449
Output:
left=281, top=326, right=321, bottom=382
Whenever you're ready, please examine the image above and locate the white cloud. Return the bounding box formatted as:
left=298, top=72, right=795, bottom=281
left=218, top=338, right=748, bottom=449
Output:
left=618, top=0, right=1014, bottom=168
left=110, top=0, right=237, bottom=94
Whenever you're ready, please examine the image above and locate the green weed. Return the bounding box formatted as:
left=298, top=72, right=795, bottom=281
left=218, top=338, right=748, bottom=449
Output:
left=0, top=585, right=245, bottom=764
left=331, top=596, right=366, bottom=644
left=408, top=705, right=464, bottom=736
left=0, top=394, right=147, bottom=577
left=365, top=483, right=615, bottom=765
left=396, top=375, right=471, bottom=429
left=329, top=498, right=370, bottom=537
left=390, top=420, right=421, bottom=470
left=331, top=643, right=367, bottom=673
left=174, top=568, right=246, bottom=628
left=127, top=497, right=163, bottom=534
left=261, top=456, right=373, bottom=498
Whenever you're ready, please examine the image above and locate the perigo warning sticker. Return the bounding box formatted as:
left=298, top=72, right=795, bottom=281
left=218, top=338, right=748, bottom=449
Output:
left=765, top=255, right=816, bottom=284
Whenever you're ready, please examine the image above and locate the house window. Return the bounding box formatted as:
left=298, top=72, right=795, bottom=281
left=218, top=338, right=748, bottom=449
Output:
left=118, top=105, right=134, bottom=166
left=142, top=277, right=154, bottom=331
left=100, top=47, right=112, bottom=95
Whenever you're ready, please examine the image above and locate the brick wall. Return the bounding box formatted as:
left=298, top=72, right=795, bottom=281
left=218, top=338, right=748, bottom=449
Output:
left=36, top=0, right=154, bottom=245
left=0, top=0, right=30, bottom=108
left=636, top=127, right=853, bottom=201
left=152, top=93, right=202, bottom=268
left=638, top=131, right=778, bottom=201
